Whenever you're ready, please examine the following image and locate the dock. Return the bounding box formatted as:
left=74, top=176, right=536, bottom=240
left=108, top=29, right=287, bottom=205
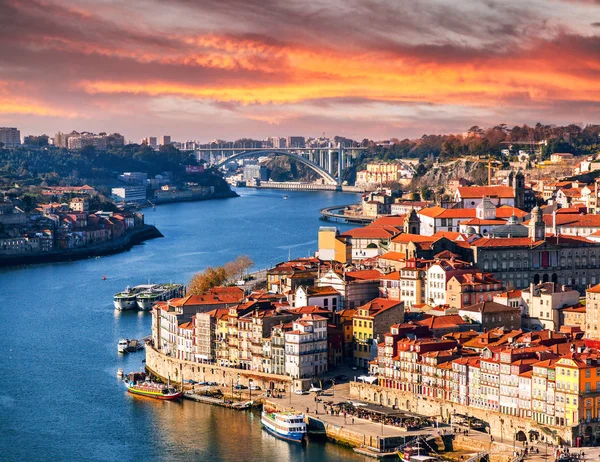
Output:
left=183, top=391, right=257, bottom=410
left=353, top=446, right=398, bottom=459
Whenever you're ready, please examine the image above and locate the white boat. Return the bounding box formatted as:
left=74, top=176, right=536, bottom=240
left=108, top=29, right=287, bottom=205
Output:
left=261, top=410, right=306, bottom=443
left=113, top=285, right=153, bottom=310
left=118, top=339, right=129, bottom=354
left=117, top=368, right=124, bottom=378
left=136, top=283, right=185, bottom=310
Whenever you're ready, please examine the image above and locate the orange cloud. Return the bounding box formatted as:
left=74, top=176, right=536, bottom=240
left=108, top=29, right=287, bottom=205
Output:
left=78, top=42, right=600, bottom=108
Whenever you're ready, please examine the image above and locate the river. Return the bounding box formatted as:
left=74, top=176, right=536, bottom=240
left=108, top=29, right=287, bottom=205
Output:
left=0, top=188, right=369, bottom=462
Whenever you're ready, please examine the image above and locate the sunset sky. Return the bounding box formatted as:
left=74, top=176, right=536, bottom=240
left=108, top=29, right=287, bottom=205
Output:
left=1, top=0, right=600, bottom=141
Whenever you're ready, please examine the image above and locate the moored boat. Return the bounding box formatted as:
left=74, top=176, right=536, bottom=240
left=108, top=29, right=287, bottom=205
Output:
left=398, top=439, right=439, bottom=462
left=261, top=410, right=306, bottom=442
left=118, top=338, right=129, bottom=353
left=125, top=379, right=183, bottom=400
left=113, top=285, right=153, bottom=310
left=126, top=339, right=144, bottom=352
left=136, top=283, right=185, bottom=310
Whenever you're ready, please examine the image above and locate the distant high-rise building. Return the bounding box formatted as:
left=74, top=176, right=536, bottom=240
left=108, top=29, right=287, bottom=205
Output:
left=0, top=127, right=21, bottom=147
left=66, top=132, right=124, bottom=151
left=54, top=131, right=74, bottom=148
left=141, top=137, right=157, bottom=148
left=243, top=165, right=269, bottom=182
left=160, top=135, right=172, bottom=146
left=269, top=137, right=286, bottom=149
left=287, top=136, right=305, bottom=148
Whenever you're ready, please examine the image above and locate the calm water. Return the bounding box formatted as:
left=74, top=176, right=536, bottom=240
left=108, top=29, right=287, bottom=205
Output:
left=0, top=188, right=366, bottom=462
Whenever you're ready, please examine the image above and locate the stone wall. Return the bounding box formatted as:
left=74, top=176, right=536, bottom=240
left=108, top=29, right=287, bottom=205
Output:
left=349, top=382, right=576, bottom=446
left=146, top=345, right=291, bottom=391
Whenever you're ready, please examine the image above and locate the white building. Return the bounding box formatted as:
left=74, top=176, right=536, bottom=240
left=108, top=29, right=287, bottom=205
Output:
left=294, top=285, right=341, bottom=311
left=521, top=282, right=580, bottom=331
left=284, top=314, right=328, bottom=379
left=112, top=186, right=147, bottom=204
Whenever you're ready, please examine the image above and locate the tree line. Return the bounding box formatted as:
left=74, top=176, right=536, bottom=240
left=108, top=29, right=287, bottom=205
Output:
left=188, top=255, right=254, bottom=295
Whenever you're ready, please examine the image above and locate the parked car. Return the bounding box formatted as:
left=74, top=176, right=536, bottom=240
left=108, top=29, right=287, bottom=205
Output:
left=295, top=389, right=308, bottom=395
left=249, top=385, right=261, bottom=391
left=234, top=384, right=248, bottom=390
left=334, top=375, right=348, bottom=382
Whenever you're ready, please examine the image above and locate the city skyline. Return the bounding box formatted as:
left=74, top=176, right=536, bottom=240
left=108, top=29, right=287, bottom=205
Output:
left=1, top=0, right=599, bottom=141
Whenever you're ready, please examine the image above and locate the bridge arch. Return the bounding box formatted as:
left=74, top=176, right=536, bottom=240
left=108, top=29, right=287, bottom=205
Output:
left=215, top=150, right=338, bottom=185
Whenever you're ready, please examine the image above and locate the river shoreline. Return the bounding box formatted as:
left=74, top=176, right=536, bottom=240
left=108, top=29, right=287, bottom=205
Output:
left=138, top=188, right=239, bottom=209
left=0, top=224, right=163, bottom=267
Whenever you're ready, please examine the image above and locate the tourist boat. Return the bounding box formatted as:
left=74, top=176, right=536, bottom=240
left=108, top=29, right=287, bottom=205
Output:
left=118, top=338, right=144, bottom=353
left=118, top=338, right=129, bottom=353
left=398, top=439, right=439, bottom=462
left=261, top=410, right=306, bottom=442
left=126, top=339, right=144, bottom=352
left=124, top=379, right=183, bottom=400
left=136, top=283, right=185, bottom=311
left=113, top=285, right=153, bottom=310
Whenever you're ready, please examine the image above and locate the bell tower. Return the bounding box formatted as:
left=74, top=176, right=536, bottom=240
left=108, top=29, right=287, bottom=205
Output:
left=528, top=206, right=545, bottom=241
left=404, top=208, right=421, bottom=235
left=513, top=171, right=525, bottom=209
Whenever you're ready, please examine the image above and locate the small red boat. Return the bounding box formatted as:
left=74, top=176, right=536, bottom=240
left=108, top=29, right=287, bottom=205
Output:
left=125, top=379, right=183, bottom=400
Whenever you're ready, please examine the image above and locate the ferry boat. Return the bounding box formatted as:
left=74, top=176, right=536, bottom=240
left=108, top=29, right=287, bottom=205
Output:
left=261, top=410, right=306, bottom=442
left=136, top=283, right=185, bottom=310
left=118, top=338, right=129, bottom=353
left=113, top=285, right=153, bottom=310
left=117, top=338, right=145, bottom=353
left=124, top=379, right=183, bottom=400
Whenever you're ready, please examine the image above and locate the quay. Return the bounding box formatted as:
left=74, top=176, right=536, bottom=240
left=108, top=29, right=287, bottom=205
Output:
left=145, top=347, right=539, bottom=461
left=320, top=205, right=375, bottom=224
left=183, top=391, right=258, bottom=410
left=243, top=181, right=366, bottom=193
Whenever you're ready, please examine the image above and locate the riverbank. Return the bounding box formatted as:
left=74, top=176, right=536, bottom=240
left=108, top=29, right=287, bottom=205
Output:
left=0, top=224, right=163, bottom=267
left=136, top=188, right=239, bottom=210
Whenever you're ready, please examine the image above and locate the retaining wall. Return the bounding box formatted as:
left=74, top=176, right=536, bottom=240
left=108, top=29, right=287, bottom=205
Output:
left=349, top=382, right=576, bottom=446
left=145, top=345, right=292, bottom=391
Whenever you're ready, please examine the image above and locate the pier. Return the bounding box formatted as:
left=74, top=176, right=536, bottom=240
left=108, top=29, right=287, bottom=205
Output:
left=319, top=205, right=374, bottom=224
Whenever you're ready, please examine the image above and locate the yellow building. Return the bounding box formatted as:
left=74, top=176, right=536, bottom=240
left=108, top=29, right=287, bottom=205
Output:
left=352, top=298, right=404, bottom=368
left=318, top=227, right=351, bottom=263
left=555, top=354, right=600, bottom=428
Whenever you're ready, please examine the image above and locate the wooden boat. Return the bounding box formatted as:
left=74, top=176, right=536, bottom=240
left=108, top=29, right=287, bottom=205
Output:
left=125, top=379, right=183, bottom=400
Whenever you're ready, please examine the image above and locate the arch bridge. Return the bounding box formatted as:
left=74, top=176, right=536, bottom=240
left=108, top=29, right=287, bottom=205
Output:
left=215, top=149, right=338, bottom=185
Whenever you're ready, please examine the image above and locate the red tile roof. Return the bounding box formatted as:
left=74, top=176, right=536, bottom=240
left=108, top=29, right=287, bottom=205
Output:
left=587, top=284, right=600, bottom=294
left=342, top=226, right=400, bottom=239
left=496, top=206, right=527, bottom=218
left=345, top=269, right=383, bottom=281
left=391, top=233, right=434, bottom=244
left=369, top=215, right=406, bottom=227
left=379, top=251, right=406, bottom=261
left=470, top=237, right=536, bottom=248
left=457, top=186, right=515, bottom=199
